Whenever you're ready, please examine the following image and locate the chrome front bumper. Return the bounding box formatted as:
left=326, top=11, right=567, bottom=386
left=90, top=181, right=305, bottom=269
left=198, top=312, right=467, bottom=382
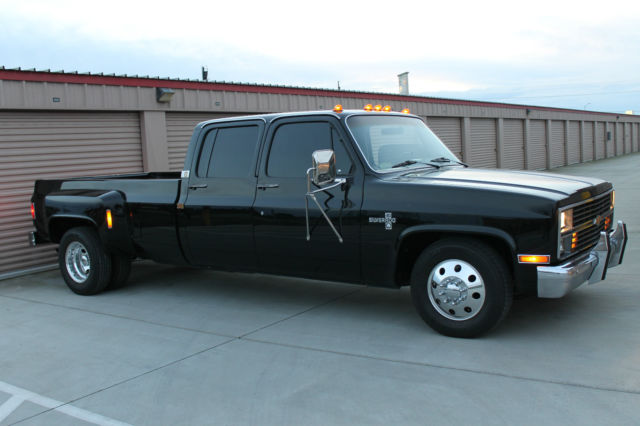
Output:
left=537, top=220, right=628, bottom=298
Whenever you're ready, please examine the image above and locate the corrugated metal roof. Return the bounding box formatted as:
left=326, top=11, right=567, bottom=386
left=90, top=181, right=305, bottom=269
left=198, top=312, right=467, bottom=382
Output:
left=0, top=66, right=636, bottom=117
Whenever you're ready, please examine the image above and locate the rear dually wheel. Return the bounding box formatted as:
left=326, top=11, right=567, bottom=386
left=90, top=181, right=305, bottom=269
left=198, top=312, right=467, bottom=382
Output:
left=58, top=227, right=112, bottom=295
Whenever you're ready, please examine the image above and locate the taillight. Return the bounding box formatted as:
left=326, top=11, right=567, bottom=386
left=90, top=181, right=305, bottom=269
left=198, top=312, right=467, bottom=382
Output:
left=30, top=203, right=35, bottom=220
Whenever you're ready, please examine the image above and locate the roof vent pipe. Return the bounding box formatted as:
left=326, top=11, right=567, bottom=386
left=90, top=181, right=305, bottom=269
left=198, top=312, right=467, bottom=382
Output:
left=398, top=72, right=409, bottom=95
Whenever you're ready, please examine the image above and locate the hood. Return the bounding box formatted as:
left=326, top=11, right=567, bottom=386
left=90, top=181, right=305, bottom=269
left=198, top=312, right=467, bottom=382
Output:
left=391, top=167, right=610, bottom=202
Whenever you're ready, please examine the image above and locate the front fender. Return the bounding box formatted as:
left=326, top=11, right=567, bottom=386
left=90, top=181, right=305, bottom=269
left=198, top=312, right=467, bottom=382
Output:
left=396, top=224, right=517, bottom=253
left=394, top=224, right=537, bottom=294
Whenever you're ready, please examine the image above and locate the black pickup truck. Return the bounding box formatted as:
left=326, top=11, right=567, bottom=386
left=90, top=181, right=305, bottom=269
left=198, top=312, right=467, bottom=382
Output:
left=30, top=106, right=628, bottom=337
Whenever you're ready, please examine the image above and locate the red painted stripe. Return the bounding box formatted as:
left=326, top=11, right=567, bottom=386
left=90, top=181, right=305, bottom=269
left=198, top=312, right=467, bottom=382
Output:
left=0, top=69, right=634, bottom=117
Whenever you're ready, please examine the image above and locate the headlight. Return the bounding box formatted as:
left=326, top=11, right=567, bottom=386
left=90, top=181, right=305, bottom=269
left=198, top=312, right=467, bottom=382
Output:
left=558, top=208, right=575, bottom=259
left=560, top=209, right=573, bottom=234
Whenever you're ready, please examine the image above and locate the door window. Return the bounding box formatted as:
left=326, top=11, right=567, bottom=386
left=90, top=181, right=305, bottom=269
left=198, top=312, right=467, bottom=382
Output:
left=267, top=122, right=353, bottom=178
left=197, top=126, right=259, bottom=178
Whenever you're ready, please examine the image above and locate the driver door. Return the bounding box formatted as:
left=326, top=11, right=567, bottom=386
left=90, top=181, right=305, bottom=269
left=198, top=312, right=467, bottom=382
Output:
left=253, top=117, right=363, bottom=283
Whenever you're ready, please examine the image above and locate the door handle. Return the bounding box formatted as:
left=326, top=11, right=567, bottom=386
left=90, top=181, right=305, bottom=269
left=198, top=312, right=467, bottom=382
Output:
left=257, top=183, right=279, bottom=190
left=188, top=184, right=208, bottom=189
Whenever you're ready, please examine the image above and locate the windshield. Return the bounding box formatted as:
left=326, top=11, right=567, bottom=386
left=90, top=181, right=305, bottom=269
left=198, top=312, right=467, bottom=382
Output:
left=345, top=115, right=459, bottom=171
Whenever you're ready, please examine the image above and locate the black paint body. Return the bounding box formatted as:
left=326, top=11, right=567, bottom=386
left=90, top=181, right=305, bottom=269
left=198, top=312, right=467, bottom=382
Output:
left=31, top=110, right=613, bottom=296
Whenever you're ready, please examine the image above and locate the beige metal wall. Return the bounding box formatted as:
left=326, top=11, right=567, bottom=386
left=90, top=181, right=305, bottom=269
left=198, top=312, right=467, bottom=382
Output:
left=0, top=111, right=143, bottom=277
left=1, top=75, right=639, bottom=278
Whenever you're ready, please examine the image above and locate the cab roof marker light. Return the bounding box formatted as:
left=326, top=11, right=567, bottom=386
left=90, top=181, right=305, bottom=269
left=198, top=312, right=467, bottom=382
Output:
left=401, top=108, right=410, bottom=114
left=106, top=209, right=113, bottom=229
left=364, top=104, right=373, bottom=111
left=518, top=255, right=550, bottom=264
left=333, top=104, right=343, bottom=113
left=383, top=105, right=392, bottom=112
left=374, top=104, right=382, bottom=111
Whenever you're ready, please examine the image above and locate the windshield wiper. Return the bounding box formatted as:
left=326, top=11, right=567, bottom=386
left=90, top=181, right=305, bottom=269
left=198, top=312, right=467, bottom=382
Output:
left=430, top=157, right=468, bottom=167
left=391, top=160, right=440, bottom=169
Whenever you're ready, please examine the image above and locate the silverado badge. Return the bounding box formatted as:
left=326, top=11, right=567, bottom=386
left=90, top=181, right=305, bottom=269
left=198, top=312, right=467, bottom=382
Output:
left=369, top=212, right=397, bottom=230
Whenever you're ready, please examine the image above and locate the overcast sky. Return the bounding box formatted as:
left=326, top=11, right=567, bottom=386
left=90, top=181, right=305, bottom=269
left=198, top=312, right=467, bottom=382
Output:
left=2, top=0, right=639, bottom=113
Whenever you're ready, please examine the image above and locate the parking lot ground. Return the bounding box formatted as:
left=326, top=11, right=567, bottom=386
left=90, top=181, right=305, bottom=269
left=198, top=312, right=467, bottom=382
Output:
left=1, top=153, right=640, bottom=425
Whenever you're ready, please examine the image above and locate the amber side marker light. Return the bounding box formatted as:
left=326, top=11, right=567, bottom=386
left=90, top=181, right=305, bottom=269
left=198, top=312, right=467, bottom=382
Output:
left=333, top=104, right=343, bottom=113
left=30, top=203, right=35, bottom=220
left=518, top=255, right=550, bottom=264
left=106, top=209, right=113, bottom=229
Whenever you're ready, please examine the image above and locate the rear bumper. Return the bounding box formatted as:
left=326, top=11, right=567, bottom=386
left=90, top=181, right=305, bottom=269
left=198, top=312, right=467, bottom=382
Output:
left=537, top=221, right=628, bottom=298
left=28, top=230, right=47, bottom=247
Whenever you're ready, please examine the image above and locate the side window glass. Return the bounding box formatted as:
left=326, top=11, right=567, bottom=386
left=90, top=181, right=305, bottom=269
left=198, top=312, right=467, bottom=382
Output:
left=267, top=122, right=332, bottom=178
left=207, top=126, right=259, bottom=178
left=331, top=127, right=353, bottom=175
left=196, top=130, right=217, bottom=177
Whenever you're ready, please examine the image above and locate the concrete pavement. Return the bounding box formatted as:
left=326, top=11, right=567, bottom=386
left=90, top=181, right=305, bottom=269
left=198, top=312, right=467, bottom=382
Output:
left=1, top=153, right=639, bottom=425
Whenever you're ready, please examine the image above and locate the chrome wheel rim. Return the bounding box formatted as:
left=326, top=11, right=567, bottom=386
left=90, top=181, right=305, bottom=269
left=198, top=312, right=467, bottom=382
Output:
left=427, top=259, right=485, bottom=321
left=65, top=241, right=91, bottom=284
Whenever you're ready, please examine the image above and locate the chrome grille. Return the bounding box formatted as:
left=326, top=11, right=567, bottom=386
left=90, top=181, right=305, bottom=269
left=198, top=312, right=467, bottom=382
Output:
left=573, top=193, right=612, bottom=226
left=571, top=192, right=613, bottom=253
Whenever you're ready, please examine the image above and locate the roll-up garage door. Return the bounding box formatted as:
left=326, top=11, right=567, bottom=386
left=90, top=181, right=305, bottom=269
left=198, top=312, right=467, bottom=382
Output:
left=583, top=122, right=594, bottom=161
left=427, top=117, right=462, bottom=160
left=567, top=121, right=580, bottom=165
left=0, top=111, right=143, bottom=278
left=595, top=122, right=605, bottom=160
left=166, top=113, right=236, bottom=171
left=528, top=120, right=546, bottom=170
left=550, top=121, right=565, bottom=168
left=469, top=118, right=496, bottom=168
left=614, top=123, right=622, bottom=156
left=503, top=119, right=524, bottom=169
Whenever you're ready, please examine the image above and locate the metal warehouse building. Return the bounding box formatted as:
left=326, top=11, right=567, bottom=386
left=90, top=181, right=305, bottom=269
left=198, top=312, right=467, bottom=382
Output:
left=1, top=68, right=639, bottom=278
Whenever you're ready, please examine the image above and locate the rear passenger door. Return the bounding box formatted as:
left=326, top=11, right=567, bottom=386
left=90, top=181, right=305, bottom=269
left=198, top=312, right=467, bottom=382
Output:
left=253, top=116, right=363, bottom=283
left=181, top=120, right=263, bottom=270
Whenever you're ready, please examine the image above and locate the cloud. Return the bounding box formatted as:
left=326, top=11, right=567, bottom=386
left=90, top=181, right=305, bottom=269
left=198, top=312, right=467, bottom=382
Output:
left=2, top=0, right=639, bottom=112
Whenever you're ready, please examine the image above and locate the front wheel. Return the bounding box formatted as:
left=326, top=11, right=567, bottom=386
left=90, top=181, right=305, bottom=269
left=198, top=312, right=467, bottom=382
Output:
left=410, top=238, right=513, bottom=338
left=58, top=227, right=112, bottom=295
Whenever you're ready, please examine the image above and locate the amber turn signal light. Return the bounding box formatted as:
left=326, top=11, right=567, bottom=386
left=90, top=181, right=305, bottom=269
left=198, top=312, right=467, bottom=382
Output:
left=518, top=255, right=550, bottom=264
left=106, top=209, right=113, bottom=229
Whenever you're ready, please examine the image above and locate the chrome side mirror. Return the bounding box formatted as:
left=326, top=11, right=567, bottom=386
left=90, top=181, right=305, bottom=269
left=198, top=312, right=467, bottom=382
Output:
left=305, top=149, right=345, bottom=243
left=311, top=149, right=336, bottom=186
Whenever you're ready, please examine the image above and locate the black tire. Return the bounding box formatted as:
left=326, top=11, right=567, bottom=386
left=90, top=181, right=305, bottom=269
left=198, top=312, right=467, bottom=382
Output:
left=410, top=238, right=513, bottom=338
left=58, top=227, right=112, bottom=295
left=107, top=253, right=132, bottom=290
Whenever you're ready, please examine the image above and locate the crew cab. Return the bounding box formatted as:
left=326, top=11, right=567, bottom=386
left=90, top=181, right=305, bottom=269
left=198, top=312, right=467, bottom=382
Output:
left=29, top=106, right=628, bottom=337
